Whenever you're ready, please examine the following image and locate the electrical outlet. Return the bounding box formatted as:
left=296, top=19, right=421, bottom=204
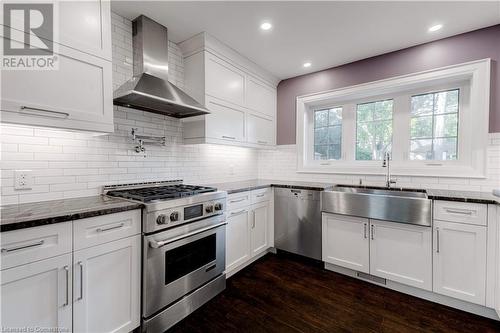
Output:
left=15, top=170, right=33, bottom=190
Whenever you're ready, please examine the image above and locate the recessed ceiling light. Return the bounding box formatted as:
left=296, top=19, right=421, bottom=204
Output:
left=303, top=62, right=312, bottom=68
left=260, top=22, right=272, bottom=31
left=428, top=24, right=443, bottom=32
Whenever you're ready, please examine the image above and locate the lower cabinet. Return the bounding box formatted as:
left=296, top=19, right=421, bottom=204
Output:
left=433, top=220, right=487, bottom=305
left=251, top=202, right=270, bottom=255
left=226, top=208, right=251, bottom=272
left=73, top=235, right=141, bottom=333
left=322, top=213, right=432, bottom=290
left=370, top=219, right=432, bottom=291
left=0, top=210, right=141, bottom=333
left=1, top=254, right=73, bottom=331
left=226, top=190, right=273, bottom=276
left=322, top=214, right=369, bottom=273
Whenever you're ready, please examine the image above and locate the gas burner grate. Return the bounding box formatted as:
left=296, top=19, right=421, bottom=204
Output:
left=107, top=184, right=217, bottom=203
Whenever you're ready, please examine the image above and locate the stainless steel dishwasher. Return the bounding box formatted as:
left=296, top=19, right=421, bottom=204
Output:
left=274, top=188, right=322, bottom=260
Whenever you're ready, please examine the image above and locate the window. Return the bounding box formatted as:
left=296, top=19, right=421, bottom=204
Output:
left=314, top=107, right=342, bottom=160
left=356, top=99, right=393, bottom=160
left=296, top=59, right=489, bottom=177
left=410, top=89, right=459, bottom=160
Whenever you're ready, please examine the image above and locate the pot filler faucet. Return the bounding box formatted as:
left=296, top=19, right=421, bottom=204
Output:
left=382, top=152, right=396, bottom=188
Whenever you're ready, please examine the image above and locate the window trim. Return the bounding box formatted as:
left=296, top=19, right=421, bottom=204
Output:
left=296, top=59, right=490, bottom=178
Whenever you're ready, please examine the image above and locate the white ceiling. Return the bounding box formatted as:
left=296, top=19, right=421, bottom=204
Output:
left=111, top=1, right=500, bottom=80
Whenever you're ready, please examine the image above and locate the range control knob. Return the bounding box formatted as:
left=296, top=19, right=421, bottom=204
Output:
left=170, top=211, right=179, bottom=222
left=214, top=203, right=223, bottom=211
left=156, top=214, right=167, bottom=224
left=205, top=205, right=214, bottom=213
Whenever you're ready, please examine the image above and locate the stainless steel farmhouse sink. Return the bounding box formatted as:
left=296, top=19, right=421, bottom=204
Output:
left=321, top=185, right=432, bottom=226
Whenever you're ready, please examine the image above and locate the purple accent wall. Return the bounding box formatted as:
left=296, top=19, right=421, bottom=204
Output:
left=277, top=25, right=500, bottom=145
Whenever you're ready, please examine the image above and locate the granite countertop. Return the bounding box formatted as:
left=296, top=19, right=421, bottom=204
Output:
left=1, top=195, right=143, bottom=232
left=208, top=179, right=334, bottom=194
left=209, top=179, right=500, bottom=205
left=426, top=189, right=500, bottom=205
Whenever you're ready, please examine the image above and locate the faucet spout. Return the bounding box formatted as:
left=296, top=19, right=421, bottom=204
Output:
left=382, top=152, right=396, bottom=188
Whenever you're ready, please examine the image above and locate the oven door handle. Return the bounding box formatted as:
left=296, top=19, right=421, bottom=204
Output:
left=149, top=221, right=227, bottom=249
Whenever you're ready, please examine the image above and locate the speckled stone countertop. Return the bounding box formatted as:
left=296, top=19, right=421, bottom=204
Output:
left=1, top=195, right=143, bottom=232
left=209, top=180, right=500, bottom=204
left=426, top=189, right=500, bottom=205
left=208, top=179, right=335, bottom=194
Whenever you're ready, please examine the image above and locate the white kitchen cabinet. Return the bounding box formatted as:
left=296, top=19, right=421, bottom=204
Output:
left=369, top=220, right=432, bottom=290
left=180, top=33, right=278, bottom=148
left=251, top=201, right=270, bottom=256
left=433, top=220, right=487, bottom=305
left=1, top=39, right=114, bottom=132
left=225, top=189, right=274, bottom=276
left=322, top=213, right=369, bottom=274
left=247, top=113, right=275, bottom=146
left=246, top=76, right=276, bottom=118
left=1, top=254, right=72, bottom=332
left=3, top=0, right=111, bottom=60
left=226, top=208, right=251, bottom=273
left=205, top=97, right=246, bottom=142
left=206, top=54, right=246, bottom=107
left=73, top=235, right=141, bottom=333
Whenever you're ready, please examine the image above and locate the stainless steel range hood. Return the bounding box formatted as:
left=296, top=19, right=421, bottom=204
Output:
left=113, top=15, right=209, bottom=118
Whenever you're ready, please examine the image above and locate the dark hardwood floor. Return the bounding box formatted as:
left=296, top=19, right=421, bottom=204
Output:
left=170, top=253, right=500, bottom=333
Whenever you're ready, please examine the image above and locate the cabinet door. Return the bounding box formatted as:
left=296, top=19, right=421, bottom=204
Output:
left=369, top=220, right=432, bottom=290
left=322, top=214, right=369, bottom=273
left=1, top=39, right=113, bottom=133
left=1, top=254, right=72, bottom=332
left=433, top=220, right=487, bottom=305
left=73, top=235, right=140, bottom=333
left=247, top=113, right=275, bottom=146
left=251, top=202, right=270, bottom=256
left=205, top=97, right=245, bottom=142
left=59, top=0, right=112, bottom=59
left=206, top=54, right=245, bottom=106
left=4, top=0, right=111, bottom=60
left=226, top=208, right=251, bottom=273
left=246, top=76, right=276, bottom=118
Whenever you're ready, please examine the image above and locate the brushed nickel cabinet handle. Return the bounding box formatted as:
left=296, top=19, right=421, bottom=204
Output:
left=256, top=194, right=265, bottom=198
left=436, top=227, right=440, bottom=253
left=96, top=223, right=124, bottom=232
left=257, top=140, right=267, bottom=144
left=445, top=209, right=473, bottom=215
left=363, top=223, right=367, bottom=239
left=371, top=225, right=374, bottom=240
left=20, top=106, right=70, bottom=118
left=229, top=198, right=246, bottom=203
left=63, top=266, right=69, bottom=307
left=222, top=135, right=236, bottom=140
left=77, top=261, right=84, bottom=301
left=1, top=240, right=44, bottom=253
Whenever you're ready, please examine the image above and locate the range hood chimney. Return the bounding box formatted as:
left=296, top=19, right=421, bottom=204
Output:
left=113, top=15, right=209, bottom=118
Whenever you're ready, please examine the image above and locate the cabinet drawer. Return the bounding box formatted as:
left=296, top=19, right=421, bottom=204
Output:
left=251, top=188, right=271, bottom=204
left=1, top=222, right=72, bottom=270
left=73, top=210, right=141, bottom=250
left=227, top=192, right=251, bottom=211
left=433, top=201, right=487, bottom=226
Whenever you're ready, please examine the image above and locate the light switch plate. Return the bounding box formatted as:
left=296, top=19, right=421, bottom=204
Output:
left=14, top=170, right=33, bottom=190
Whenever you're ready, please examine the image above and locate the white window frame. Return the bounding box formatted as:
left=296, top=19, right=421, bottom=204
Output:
left=296, top=59, right=490, bottom=178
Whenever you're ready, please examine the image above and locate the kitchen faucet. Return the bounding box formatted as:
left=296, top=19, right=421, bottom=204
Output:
left=382, top=152, right=396, bottom=188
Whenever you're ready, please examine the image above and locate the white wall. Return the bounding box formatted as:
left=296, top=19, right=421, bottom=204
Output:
left=257, top=136, right=500, bottom=192
left=0, top=13, right=258, bottom=205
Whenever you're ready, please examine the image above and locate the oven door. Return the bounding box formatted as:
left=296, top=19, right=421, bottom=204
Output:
left=143, top=214, right=226, bottom=318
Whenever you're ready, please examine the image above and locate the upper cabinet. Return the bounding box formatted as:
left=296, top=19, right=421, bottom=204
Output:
left=180, top=33, right=279, bottom=148
left=0, top=0, right=113, bottom=133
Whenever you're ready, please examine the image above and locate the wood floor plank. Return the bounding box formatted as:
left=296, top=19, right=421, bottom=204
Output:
left=169, top=254, right=500, bottom=333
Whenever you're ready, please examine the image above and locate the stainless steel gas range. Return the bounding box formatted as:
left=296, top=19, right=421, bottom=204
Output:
left=104, top=180, right=227, bottom=333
